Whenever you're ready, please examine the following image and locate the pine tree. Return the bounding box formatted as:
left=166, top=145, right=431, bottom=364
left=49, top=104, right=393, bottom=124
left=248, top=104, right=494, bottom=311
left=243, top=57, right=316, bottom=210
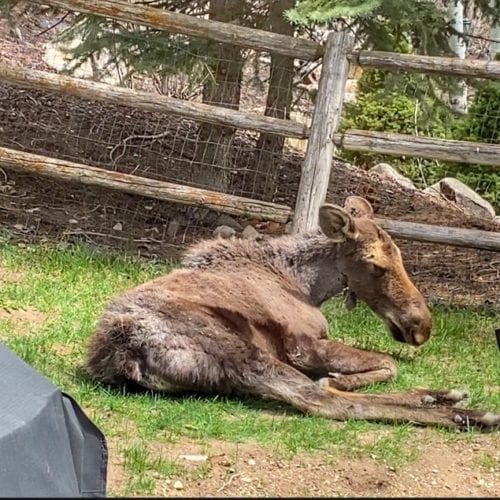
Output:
left=255, top=0, right=295, bottom=200
left=287, top=0, right=498, bottom=55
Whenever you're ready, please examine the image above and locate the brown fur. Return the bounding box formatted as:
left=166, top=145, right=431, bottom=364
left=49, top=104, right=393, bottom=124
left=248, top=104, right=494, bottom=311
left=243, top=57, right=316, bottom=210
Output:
left=86, top=197, right=499, bottom=430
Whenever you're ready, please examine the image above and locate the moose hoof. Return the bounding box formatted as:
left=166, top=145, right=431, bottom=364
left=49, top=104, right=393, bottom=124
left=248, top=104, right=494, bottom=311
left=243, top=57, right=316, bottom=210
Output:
left=421, top=389, right=469, bottom=407
left=321, top=374, right=351, bottom=391
left=452, top=411, right=500, bottom=431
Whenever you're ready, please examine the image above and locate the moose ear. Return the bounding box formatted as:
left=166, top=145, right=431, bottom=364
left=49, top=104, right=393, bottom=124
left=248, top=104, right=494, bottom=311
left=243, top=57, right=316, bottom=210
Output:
left=318, top=204, right=358, bottom=240
left=344, top=196, right=374, bottom=219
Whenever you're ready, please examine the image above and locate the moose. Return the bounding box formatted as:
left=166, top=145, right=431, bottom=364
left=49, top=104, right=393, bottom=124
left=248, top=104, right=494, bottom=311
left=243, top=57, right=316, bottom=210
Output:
left=86, top=196, right=499, bottom=430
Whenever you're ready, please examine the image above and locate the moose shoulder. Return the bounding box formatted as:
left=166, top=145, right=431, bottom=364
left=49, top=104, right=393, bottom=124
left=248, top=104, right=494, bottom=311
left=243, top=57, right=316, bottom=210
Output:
left=85, top=196, right=499, bottom=430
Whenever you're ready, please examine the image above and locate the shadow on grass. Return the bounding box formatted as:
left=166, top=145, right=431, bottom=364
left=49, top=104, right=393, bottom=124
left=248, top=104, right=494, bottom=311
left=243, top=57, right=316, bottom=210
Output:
left=74, top=365, right=300, bottom=417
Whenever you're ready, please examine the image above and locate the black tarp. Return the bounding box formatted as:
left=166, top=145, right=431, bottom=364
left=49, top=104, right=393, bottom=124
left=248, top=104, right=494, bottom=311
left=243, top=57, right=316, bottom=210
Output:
left=0, top=342, right=108, bottom=497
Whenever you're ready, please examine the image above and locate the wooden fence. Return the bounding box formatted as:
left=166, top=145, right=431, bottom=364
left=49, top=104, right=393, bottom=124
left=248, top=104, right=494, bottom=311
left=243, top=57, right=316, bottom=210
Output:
left=1, top=0, right=499, bottom=252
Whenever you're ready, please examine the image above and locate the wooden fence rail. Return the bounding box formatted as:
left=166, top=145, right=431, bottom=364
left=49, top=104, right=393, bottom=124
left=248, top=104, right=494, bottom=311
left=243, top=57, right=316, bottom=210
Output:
left=0, top=146, right=292, bottom=222
left=31, top=0, right=323, bottom=61
left=375, top=219, right=500, bottom=253
left=33, top=0, right=500, bottom=81
left=349, top=51, right=500, bottom=81
left=0, top=63, right=308, bottom=139
left=334, top=130, right=500, bottom=167
left=3, top=63, right=500, bottom=168
left=1, top=146, right=499, bottom=251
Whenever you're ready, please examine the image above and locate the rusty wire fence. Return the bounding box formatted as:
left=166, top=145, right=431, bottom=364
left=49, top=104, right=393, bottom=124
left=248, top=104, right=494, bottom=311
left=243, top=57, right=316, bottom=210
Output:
left=0, top=8, right=499, bottom=308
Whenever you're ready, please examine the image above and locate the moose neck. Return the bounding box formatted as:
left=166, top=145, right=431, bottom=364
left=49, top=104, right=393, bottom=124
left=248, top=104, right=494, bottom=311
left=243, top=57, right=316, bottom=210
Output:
left=269, top=232, right=347, bottom=307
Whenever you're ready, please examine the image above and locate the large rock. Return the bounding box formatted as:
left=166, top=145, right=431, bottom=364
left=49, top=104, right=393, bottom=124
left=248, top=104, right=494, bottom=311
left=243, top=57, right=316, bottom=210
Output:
left=424, top=177, right=495, bottom=219
left=215, top=214, right=243, bottom=231
left=241, top=224, right=260, bottom=240
left=213, top=225, right=236, bottom=239
left=369, top=163, right=416, bottom=190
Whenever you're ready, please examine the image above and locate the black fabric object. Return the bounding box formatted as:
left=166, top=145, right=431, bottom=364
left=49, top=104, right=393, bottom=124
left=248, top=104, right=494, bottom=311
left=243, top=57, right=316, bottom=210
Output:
left=0, top=342, right=108, bottom=497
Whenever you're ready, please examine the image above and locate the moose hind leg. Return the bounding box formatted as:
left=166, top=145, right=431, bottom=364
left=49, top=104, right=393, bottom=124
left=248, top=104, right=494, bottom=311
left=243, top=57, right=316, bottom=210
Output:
left=286, top=337, right=398, bottom=391
left=86, top=312, right=231, bottom=394
left=239, top=357, right=499, bottom=431
left=318, top=379, right=470, bottom=409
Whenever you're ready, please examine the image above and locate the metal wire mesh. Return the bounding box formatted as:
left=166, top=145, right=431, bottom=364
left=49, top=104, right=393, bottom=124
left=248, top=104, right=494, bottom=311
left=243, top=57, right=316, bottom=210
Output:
left=0, top=7, right=498, bottom=308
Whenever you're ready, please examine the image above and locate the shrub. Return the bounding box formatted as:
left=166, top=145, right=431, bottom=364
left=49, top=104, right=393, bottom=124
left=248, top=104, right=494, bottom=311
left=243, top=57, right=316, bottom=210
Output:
left=339, top=71, right=500, bottom=211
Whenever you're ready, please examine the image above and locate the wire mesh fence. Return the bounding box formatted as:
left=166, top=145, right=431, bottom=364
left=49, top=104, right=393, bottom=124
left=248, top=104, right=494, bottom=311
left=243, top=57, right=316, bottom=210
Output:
left=0, top=6, right=499, bottom=308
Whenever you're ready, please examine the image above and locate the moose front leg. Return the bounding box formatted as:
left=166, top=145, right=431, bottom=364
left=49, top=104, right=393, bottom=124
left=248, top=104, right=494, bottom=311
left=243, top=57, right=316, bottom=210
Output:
left=284, top=336, right=471, bottom=408
left=242, top=357, right=499, bottom=430
left=285, top=335, right=398, bottom=391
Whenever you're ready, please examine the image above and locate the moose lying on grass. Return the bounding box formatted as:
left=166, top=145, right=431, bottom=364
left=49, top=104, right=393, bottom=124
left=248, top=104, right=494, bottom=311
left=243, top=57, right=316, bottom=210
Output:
left=86, top=196, right=499, bottom=430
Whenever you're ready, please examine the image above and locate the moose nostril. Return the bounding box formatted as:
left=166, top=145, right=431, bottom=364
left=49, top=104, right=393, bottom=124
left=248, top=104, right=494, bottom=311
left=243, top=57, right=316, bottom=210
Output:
left=412, top=332, right=427, bottom=346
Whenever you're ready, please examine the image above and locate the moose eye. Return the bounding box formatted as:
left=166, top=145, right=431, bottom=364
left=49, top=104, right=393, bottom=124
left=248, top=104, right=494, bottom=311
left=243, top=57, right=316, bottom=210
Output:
left=370, top=263, right=388, bottom=277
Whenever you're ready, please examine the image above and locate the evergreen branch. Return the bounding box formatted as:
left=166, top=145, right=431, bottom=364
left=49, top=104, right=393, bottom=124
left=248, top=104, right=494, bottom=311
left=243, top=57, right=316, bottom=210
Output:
left=449, top=26, right=500, bottom=45
left=36, top=11, right=70, bottom=37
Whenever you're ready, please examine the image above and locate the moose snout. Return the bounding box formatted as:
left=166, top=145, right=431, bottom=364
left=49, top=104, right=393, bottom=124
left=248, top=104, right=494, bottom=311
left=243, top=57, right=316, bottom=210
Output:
left=408, top=312, right=432, bottom=346
left=397, top=301, right=432, bottom=346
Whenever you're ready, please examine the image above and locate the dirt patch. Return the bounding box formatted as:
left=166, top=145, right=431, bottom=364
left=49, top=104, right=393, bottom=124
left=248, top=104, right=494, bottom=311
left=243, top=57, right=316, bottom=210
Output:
left=0, top=306, right=48, bottom=335
left=105, top=431, right=499, bottom=497
left=0, top=266, right=26, bottom=283
left=51, top=342, right=75, bottom=356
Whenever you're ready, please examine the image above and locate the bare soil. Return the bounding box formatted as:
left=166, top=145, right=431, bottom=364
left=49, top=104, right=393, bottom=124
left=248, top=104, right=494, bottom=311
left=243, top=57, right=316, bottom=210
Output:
left=0, top=306, right=48, bottom=333
left=0, top=266, right=25, bottom=283
left=106, top=432, right=499, bottom=497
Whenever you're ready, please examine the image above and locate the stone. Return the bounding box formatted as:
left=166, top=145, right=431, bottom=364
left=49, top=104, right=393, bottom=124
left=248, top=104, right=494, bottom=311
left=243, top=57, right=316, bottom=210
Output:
left=166, top=219, right=180, bottom=238
left=112, top=222, right=123, bottom=231
left=179, top=454, right=208, bottom=463
left=241, top=224, right=260, bottom=240
left=369, top=163, right=416, bottom=190
left=213, top=225, right=236, bottom=239
left=215, top=214, right=243, bottom=231
left=425, top=177, right=495, bottom=219
left=173, top=480, right=184, bottom=490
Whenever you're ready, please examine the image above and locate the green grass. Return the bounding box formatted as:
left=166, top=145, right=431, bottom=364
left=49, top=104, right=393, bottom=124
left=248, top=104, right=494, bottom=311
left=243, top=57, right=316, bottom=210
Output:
left=0, top=241, right=498, bottom=494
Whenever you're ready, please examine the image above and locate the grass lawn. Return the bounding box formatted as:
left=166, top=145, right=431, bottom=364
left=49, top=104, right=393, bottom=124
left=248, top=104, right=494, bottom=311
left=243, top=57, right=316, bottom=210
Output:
left=0, top=240, right=498, bottom=496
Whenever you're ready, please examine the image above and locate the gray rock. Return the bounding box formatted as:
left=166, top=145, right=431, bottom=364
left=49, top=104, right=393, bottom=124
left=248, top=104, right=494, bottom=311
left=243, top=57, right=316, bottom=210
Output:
left=173, top=480, right=184, bottom=490
left=241, top=224, right=260, bottom=240
left=179, top=454, right=208, bottom=462
left=215, top=214, right=243, bottom=231
left=369, top=163, right=416, bottom=190
left=213, top=225, right=236, bottom=239
left=425, top=177, right=495, bottom=219
left=166, top=219, right=180, bottom=238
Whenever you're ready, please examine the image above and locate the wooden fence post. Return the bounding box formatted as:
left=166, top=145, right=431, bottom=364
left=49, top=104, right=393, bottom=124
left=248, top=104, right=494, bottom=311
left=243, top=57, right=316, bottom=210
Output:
left=292, top=31, right=353, bottom=234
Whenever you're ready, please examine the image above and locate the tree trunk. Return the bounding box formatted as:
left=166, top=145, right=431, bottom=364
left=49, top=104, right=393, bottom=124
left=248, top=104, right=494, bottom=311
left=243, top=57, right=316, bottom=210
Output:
left=255, top=0, right=295, bottom=201
left=447, top=0, right=468, bottom=114
left=490, top=0, right=500, bottom=60
left=194, top=0, right=244, bottom=191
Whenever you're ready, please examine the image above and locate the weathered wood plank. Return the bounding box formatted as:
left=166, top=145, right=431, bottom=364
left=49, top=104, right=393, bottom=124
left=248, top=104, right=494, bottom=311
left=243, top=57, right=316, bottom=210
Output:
left=335, top=129, right=500, bottom=167
left=0, top=63, right=309, bottom=139
left=376, top=218, right=500, bottom=252
left=2, top=147, right=498, bottom=250
left=0, top=146, right=293, bottom=222
left=349, top=50, right=500, bottom=81
left=292, top=31, right=354, bottom=233
left=32, top=0, right=323, bottom=61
